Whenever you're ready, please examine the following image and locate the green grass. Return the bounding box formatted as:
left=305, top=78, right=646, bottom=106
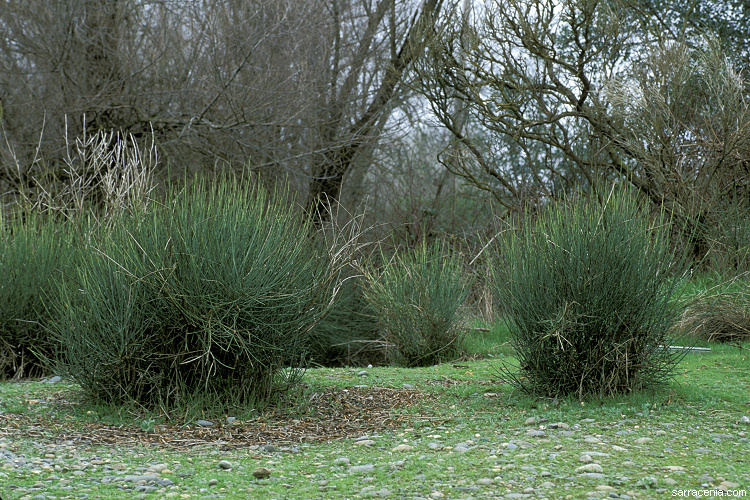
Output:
left=462, top=321, right=514, bottom=358
left=674, top=271, right=749, bottom=301
left=1, top=330, right=749, bottom=499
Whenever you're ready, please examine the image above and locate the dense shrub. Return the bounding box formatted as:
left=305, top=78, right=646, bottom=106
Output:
left=494, top=190, right=685, bottom=399
left=307, top=271, right=383, bottom=367
left=52, top=179, right=337, bottom=409
left=363, top=242, right=472, bottom=367
left=0, top=214, right=76, bottom=379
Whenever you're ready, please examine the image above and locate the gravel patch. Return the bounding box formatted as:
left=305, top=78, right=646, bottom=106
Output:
left=2, top=412, right=749, bottom=499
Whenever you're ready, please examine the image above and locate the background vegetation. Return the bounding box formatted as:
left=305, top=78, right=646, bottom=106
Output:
left=363, top=241, right=472, bottom=367
left=0, top=0, right=749, bottom=412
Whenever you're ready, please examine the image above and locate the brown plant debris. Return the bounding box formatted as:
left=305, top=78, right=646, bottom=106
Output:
left=0, top=386, right=435, bottom=451
left=676, top=292, right=750, bottom=342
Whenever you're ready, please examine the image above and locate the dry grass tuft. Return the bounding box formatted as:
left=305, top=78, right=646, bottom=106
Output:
left=676, top=291, right=750, bottom=342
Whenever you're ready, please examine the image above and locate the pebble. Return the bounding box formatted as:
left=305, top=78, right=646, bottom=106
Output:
left=391, top=444, right=413, bottom=452
left=123, top=474, right=159, bottom=482
left=361, top=486, right=391, bottom=497
left=148, top=463, right=168, bottom=473
left=579, top=472, right=606, bottom=480
left=349, top=464, right=376, bottom=474
left=577, top=463, right=604, bottom=473
left=218, top=460, right=232, bottom=469
left=252, top=467, right=271, bottom=479
left=195, top=420, right=214, bottom=427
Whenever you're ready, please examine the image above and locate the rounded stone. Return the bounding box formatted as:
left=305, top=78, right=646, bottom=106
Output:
left=577, top=463, right=604, bottom=473
left=252, top=467, right=272, bottom=479
left=349, top=464, right=376, bottom=474
left=391, top=444, right=413, bottom=452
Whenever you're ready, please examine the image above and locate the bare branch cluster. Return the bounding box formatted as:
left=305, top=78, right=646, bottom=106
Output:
left=414, top=0, right=750, bottom=262
left=0, top=0, right=442, bottom=221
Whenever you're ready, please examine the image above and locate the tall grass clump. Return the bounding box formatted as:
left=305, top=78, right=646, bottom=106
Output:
left=52, top=178, right=338, bottom=409
left=305, top=207, right=381, bottom=367
left=494, top=189, right=686, bottom=399
left=0, top=213, right=77, bottom=379
left=363, top=242, right=472, bottom=367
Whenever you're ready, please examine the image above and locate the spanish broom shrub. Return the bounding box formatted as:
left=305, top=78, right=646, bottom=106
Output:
left=307, top=271, right=383, bottom=367
left=363, top=242, right=472, bottom=367
left=0, top=213, right=77, bottom=379
left=493, top=190, right=685, bottom=399
left=51, top=178, right=336, bottom=409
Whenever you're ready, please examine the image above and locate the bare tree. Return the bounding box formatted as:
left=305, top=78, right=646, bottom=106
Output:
left=415, top=0, right=750, bottom=260
left=629, top=0, right=750, bottom=68
left=304, top=0, right=444, bottom=225
left=601, top=39, right=750, bottom=260
left=414, top=0, right=635, bottom=209
left=2, top=0, right=441, bottom=217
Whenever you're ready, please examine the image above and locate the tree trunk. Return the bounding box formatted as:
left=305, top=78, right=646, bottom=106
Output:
left=305, top=0, right=443, bottom=226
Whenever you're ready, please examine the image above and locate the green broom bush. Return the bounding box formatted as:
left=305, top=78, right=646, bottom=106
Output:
left=52, top=178, right=336, bottom=409
left=0, top=213, right=77, bottom=379
left=363, top=242, right=472, bottom=367
left=494, top=190, right=685, bottom=399
left=307, top=271, right=383, bottom=367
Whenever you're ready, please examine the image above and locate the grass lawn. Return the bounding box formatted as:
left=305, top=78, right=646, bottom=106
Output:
left=1, top=322, right=749, bottom=500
